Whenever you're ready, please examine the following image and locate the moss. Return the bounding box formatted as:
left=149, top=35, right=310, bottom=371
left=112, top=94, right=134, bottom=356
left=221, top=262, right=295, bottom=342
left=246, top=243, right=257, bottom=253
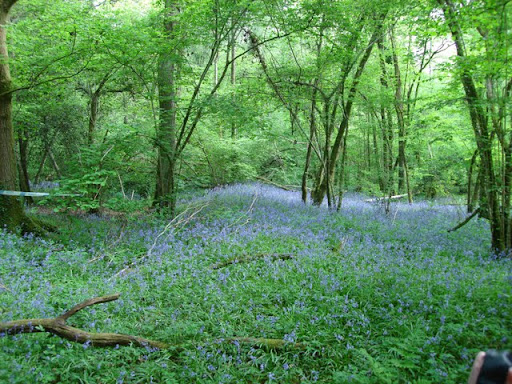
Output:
left=0, top=196, right=55, bottom=236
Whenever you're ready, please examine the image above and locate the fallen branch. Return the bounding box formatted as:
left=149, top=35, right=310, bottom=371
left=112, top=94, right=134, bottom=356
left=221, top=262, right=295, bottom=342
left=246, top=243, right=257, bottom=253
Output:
left=256, top=176, right=300, bottom=192
left=448, top=208, right=480, bottom=233
left=1, top=294, right=306, bottom=352
left=0, top=294, right=168, bottom=349
left=365, top=194, right=407, bottom=203
left=228, top=337, right=304, bottom=350
left=210, top=253, right=294, bottom=270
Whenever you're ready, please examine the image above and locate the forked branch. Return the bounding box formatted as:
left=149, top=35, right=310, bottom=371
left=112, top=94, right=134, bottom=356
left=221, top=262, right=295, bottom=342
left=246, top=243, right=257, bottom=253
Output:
left=0, top=294, right=169, bottom=349
left=1, top=294, right=306, bottom=351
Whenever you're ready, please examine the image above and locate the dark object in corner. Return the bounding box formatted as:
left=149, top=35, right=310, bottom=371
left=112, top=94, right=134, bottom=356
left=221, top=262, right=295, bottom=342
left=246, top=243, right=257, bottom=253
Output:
left=477, top=350, right=512, bottom=384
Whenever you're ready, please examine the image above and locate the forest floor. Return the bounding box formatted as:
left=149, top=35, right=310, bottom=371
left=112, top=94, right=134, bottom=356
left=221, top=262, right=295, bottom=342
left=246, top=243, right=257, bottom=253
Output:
left=1, top=183, right=511, bottom=383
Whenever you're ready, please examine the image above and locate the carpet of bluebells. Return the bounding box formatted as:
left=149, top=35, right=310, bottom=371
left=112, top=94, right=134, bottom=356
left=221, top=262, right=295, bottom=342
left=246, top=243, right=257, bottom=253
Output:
left=1, top=183, right=511, bottom=383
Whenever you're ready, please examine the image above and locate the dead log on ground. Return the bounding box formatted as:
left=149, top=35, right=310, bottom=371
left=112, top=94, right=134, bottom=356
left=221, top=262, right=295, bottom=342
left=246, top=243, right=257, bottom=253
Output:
left=256, top=176, right=301, bottom=192
left=0, top=293, right=169, bottom=349
left=365, top=194, right=407, bottom=203
left=1, top=294, right=306, bottom=352
left=210, top=253, right=294, bottom=270
left=228, top=337, right=304, bottom=350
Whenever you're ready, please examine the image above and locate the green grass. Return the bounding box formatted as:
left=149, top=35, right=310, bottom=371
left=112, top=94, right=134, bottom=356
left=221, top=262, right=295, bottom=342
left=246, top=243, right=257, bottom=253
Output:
left=0, top=184, right=511, bottom=383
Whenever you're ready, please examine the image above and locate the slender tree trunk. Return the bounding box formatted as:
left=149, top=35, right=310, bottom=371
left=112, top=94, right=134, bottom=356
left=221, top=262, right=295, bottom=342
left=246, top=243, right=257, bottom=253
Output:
left=467, top=149, right=478, bottom=212
left=230, top=25, right=236, bottom=139
left=336, top=127, right=349, bottom=210
left=390, top=29, right=412, bottom=203
left=47, top=146, right=61, bottom=179
left=311, top=23, right=383, bottom=205
left=214, top=52, right=218, bottom=86
left=372, top=119, right=381, bottom=190
left=34, top=148, right=48, bottom=185
left=377, top=38, right=395, bottom=197
left=17, top=127, right=33, bottom=205
left=302, top=81, right=318, bottom=204
left=88, top=91, right=100, bottom=146
left=87, top=71, right=112, bottom=146
left=365, top=116, right=371, bottom=170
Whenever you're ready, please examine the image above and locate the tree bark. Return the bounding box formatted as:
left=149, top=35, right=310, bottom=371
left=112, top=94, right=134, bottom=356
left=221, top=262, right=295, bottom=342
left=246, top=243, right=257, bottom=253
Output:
left=377, top=38, right=394, bottom=196
left=311, top=22, right=384, bottom=205
left=302, top=82, right=318, bottom=204
left=1, top=294, right=169, bottom=349
left=467, top=149, right=478, bottom=212
left=439, top=0, right=506, bottom=253
left=230, top=24, right=237, bottom=139
left=154, top=0, right=178, bottom=216
left=0, top=1, right=42, bottom=234
left=390, top=28, right=412, bottom=203
left=88, top=91, right=100, bottom=146
left=17, top=126, right=33, bottom=205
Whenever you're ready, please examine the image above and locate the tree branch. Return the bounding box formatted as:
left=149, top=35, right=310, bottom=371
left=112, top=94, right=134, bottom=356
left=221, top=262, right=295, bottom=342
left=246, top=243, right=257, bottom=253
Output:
left=210, top=253, right=294, bottom=270
left=0, top=294, right=168, bottom=349
left=57, top=293, right=120, bottom=321
left=1, top=294, right=306, bottom=351
left=0, top=59, right=92, bottom=97
left=447, top=208, right=480, bottom=232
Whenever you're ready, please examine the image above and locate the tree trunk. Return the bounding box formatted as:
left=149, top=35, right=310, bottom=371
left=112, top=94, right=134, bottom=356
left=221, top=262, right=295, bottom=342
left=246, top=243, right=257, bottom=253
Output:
left=230, top=25, right=237, bottom=139
left=311, top=24, right=383, bottom=205
left=0, top=1, right=43, bottom=234
left=467, top=149, right=478, bottom=212
left=34, top=148, right=47, bottom=185
left=377, top=38, right=395, bottom=197
left=302, top=81, right=318, bottom=204
left=439, top=0, right=506, bottom=253
left=88, top=91, right=100, bottom=146
left=47, top=144, right=62, bottom=179
left=154, top=0, right=178, bottom=216
left=336, top=127, right=349, bottom=210
left=372, top=119, right=382, bottom=190
left=390, top=28, right=412, bottom=203
left=87, top=71, right=112, bottom=146
left=17, top=126, right=33, bottom=205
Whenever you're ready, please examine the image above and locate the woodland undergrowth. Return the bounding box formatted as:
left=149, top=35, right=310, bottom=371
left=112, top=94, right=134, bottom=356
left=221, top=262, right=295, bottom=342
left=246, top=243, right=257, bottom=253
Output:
left=0, top=183, right=511, bottom=383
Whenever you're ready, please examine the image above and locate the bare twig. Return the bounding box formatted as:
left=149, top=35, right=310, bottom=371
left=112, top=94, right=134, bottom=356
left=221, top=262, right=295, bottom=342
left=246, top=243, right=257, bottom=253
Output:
left=113, top=200, right=211, bottom=277
left=146, top=200, right=211, bottom=257
left=224, top=193, right=258, bottom=230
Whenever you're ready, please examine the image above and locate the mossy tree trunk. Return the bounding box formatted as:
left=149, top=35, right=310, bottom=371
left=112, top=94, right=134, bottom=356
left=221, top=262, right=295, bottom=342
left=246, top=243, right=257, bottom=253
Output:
left=0, top=1, right=21, bottom=229
left=154, top=0, right=178, bottom=216
left=439, top=0, right=511, bottom=254
left=0, top=0, right=43, bottom=234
